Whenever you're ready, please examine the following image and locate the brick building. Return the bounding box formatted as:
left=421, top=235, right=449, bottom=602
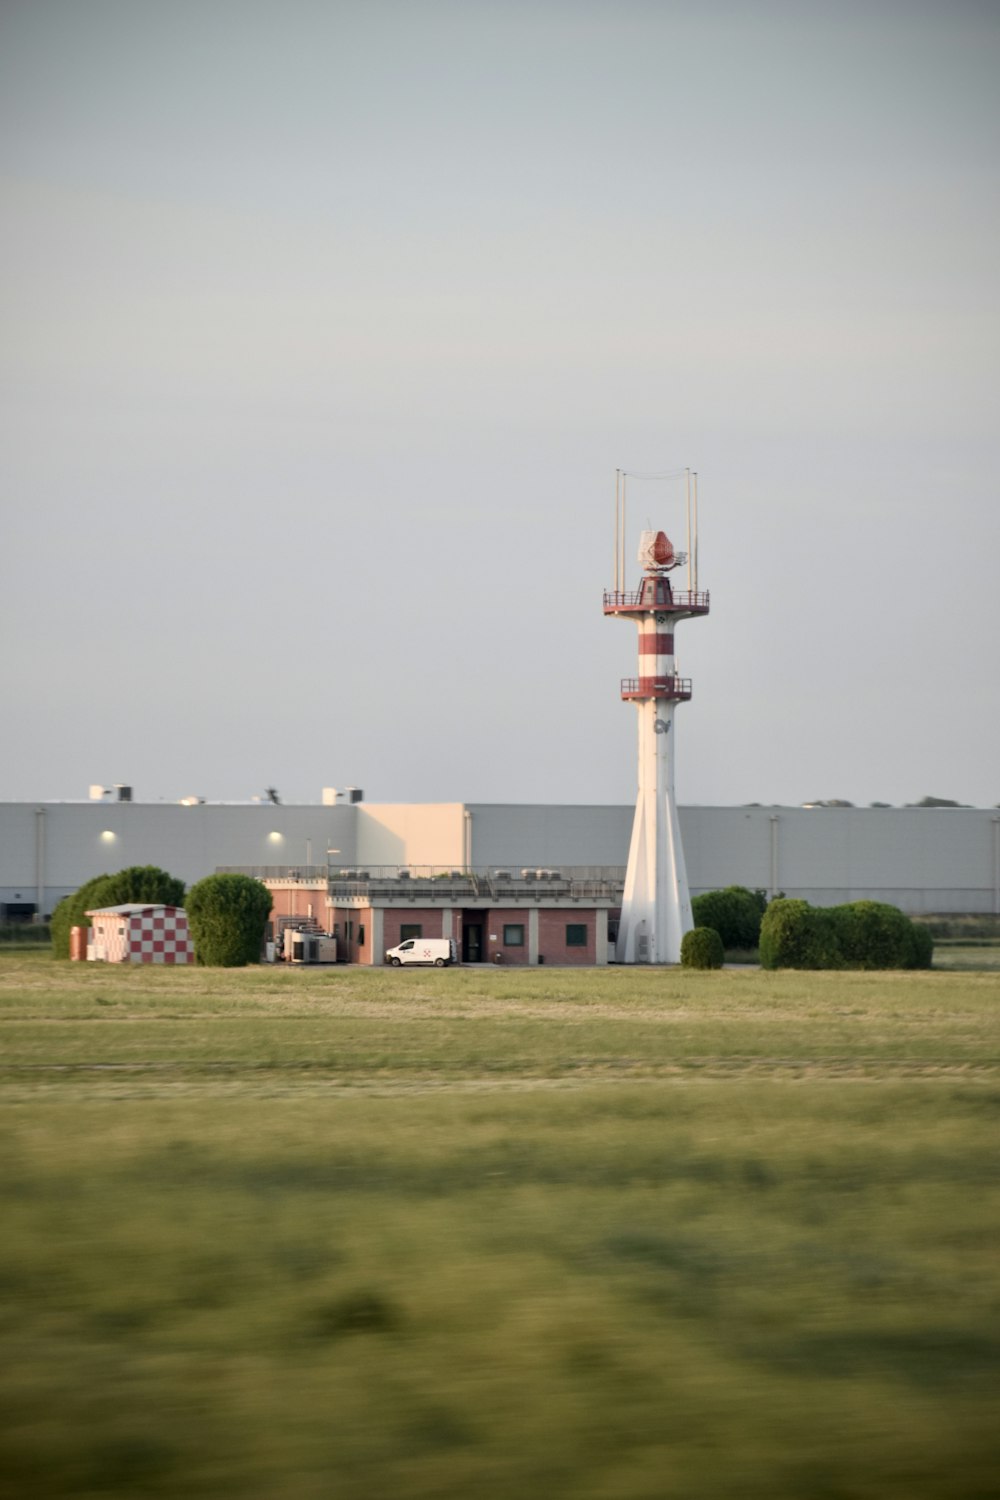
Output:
left=263, top=867, right=620, bottom=965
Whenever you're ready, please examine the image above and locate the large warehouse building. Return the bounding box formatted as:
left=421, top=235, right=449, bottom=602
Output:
left=2, top=795, right=998, bottom=923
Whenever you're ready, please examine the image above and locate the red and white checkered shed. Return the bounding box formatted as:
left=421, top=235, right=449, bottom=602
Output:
left=129, top=907, right=193, bottom=964
left=87, top=905, right=194, bottom=965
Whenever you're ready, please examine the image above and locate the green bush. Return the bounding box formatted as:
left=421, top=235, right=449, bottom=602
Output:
left=51, top=877, right=112, bottom=960
left=691, top=886, right=767, bottom=950
left=829, top=901, right=924, bottom=970
left=761, top=897, right=934, bottom=971
left=680, top=926, right=725, bottom=969
left=758, top=899, right=842, bottom=971
left=51, top=866, right=185, bottom=959
left=186, top=874, right=272, bottom=967
left=908, top=921, right=935, bottom=969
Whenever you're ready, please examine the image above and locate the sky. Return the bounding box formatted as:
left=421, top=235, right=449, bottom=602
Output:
left=2, top=0, right=998, bottom=810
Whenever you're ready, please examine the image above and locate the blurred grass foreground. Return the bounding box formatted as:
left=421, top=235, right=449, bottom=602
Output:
left=1, top=952, right=998, bottom=1499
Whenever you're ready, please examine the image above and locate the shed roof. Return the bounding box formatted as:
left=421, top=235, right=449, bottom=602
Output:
left=85, top=903, right=185, bottom=916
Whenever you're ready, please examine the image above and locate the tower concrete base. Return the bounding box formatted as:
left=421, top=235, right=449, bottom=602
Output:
left=615, top=700, right=693, bottom=964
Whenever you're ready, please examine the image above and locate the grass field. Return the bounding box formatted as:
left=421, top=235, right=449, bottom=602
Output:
left=1, top=952, right=998, bottom=1499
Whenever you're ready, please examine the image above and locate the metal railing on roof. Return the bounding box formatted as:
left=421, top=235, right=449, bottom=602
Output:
left=218, top=865, right=627, bottom=901
left=328, top=866, right=626, bottom=902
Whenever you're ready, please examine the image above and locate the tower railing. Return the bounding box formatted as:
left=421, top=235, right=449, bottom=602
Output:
left=603, top=588, right=710, bottom=611
left=620, top=676, right=692, bottom=700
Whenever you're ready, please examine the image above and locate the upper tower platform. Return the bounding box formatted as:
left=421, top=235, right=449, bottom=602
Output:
left=602, top=579, right=710, bottom=618
left=603, top=522, right=709, bottom=619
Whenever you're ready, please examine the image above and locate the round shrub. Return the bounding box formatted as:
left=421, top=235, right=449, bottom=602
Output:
left=186, top=873, right=272, bottom=967
left=758, top=898, right=842, bottom=970
left=681, top=926, right=725, bottom=969
left=829, top=901, right=921, bottom=970
left=51, top=865, right=185, bottom=959
left=908, top=921, right=935, bottom=970
left=691, top=886, right=766, bottom=951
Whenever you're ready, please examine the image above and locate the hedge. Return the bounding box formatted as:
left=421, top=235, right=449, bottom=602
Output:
left=829, top=901, right=924, bottom=970
left=760, top=897, right=933, bottom=971
left=186, top=874, right=272, bottom=967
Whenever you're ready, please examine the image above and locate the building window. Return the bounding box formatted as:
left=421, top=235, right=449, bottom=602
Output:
left=566, top=923, right=587, bottom=947
left=358, top=925, right=365, bottom=945
left=503, top=924, right=525, bottom=946
left=400, top=924, right=423, bottom=942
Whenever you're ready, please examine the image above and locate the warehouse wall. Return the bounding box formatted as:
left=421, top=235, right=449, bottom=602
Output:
left=0, top=803, right=359, bottom=914
left=466, top=804, right=1000, bottom=914
left=355, top=804, right=466, bottom=870
left=2, top=801, right=998, bottom=917
left=465, top=804, right=631, bottom=871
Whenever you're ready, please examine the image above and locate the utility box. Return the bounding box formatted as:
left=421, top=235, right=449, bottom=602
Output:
left=284, top=929, right=337, bottom=964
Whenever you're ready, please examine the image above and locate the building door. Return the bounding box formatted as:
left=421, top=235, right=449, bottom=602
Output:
left=463, top=920, right=484, bottom=963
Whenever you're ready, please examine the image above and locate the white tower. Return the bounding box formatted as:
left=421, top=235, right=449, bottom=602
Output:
left=604, top=520, right=709, bottom=963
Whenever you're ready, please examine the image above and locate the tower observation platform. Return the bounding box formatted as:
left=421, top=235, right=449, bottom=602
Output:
left=602, top=584, right=710, bottom=616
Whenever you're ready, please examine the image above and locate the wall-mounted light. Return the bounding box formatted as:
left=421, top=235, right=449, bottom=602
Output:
left=100, top=831, right=117, bottom=842
left=268, top=831, right=283, bottom=843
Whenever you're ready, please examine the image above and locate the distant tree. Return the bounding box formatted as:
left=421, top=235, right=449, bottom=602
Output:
left=681, top=927, right=725, bottom=969
left=907, top=796, right=968, bottom=808
left=51, top=865, right=186, bottom=959
left=186, top=874, right=272, bottom=967
left=869, top=802, right=893, bottom=808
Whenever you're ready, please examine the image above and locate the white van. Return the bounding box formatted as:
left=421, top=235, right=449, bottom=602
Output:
left=385, top=937, right=457, bottom=968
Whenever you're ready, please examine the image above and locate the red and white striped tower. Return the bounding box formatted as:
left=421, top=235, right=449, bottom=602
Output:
left=604, top=522, right=709, bottom=963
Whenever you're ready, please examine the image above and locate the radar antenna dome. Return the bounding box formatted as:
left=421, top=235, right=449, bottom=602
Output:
left=638, top=529, right=675, bottom=570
